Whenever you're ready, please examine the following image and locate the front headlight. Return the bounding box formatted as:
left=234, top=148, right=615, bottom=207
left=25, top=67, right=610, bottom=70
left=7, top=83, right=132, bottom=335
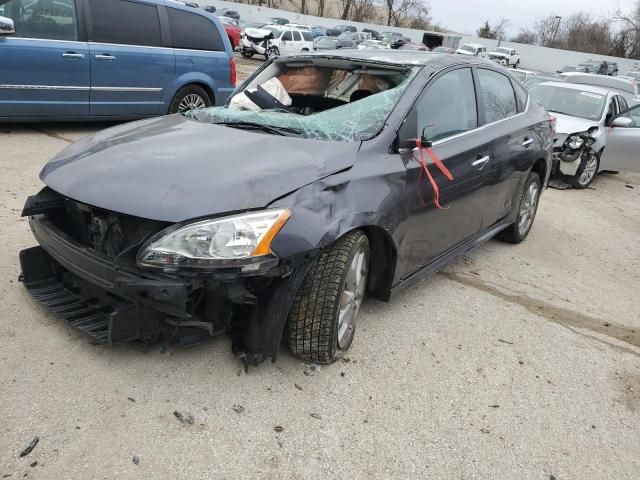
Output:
left=137, top=209, right=291, bottom=269
left=565, top=134, right=585, bottom=150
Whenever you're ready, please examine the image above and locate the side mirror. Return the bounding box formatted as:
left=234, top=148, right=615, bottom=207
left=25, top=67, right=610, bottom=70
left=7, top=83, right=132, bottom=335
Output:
left=397, top=126, right=432, bottom=154
left=612, top=116, right=633, bottom=128
left=0, top=16, right=15, bottom=35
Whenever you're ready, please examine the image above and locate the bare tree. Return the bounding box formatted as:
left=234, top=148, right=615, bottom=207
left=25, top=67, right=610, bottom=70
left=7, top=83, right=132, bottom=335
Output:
left=315, top=0, right=326, bottom=17
left=385, top=0, right=429, bottom=27
left=534, top=15, right=562, bottom=47
left=511, top=28, right=538, bottom=44
left=613, top=2, right=640, bottom=59
left=476, top=18, right=510, bottom=40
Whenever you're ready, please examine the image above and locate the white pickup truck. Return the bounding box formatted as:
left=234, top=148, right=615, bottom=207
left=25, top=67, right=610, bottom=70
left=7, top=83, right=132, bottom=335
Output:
left=488, top=47, right=521, bottom=68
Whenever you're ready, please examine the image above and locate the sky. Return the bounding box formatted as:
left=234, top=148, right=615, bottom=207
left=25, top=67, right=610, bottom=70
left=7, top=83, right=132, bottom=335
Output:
left=430, top=0, right=638, bottom=36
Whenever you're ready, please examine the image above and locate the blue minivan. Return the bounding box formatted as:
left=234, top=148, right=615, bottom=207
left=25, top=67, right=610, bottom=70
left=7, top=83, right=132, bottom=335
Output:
left=0, top=0, right=236, bottom=121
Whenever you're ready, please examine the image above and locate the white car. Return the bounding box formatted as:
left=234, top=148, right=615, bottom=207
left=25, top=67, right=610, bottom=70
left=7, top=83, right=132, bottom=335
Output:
left=357, top=40, right=390, bottom=50
left=241, top=25, right=315, bottom=60
left=488, top=47, right=520, bottom=67
left=511, top=69, right=538, bottom=83
left=530, top=81, right=640, bottom=186
left=455, top=43, right=487, bottom=57
left=284, top=23, right=311, bottom=31
left=559, top=72, right=640, bottom=105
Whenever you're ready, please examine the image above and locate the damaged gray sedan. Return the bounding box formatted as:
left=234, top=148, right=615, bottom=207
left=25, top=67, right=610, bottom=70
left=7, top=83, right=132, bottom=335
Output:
left=20, top=51, right=554, bottom=367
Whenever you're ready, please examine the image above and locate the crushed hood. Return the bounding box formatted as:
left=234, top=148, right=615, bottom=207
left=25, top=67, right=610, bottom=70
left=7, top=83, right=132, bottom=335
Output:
left=552, top=112, right=599, bottom=135
left=40, top=115, right=358, bottom=222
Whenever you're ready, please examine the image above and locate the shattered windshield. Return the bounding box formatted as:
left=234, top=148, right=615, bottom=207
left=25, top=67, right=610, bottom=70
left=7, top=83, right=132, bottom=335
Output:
left=190, top=61, right=419, bottom=142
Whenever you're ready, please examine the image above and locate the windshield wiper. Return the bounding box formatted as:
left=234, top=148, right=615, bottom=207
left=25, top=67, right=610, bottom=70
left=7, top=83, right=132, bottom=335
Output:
left=217, top=121, right=302, bottom=137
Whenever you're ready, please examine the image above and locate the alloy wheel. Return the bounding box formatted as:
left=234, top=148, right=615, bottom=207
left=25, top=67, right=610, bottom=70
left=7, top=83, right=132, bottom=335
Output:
left=518, top=182, right=539, bottom=237
left=578, top=154, right=598, bottom=187
left=337, top=245, right=368, bottom=349
left=178, top=94, right=206, bottom=113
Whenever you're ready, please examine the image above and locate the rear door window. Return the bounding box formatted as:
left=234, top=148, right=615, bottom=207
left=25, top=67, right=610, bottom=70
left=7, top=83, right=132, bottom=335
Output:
left=282, top=31, right=292, bottom=41
left=0, top=0, right=78, bottom=41
left=292, top=31, right=301, bottom=41
left=301, top=31, right=313, bottom=41
left=167, top=8, right=224, bottom=51
left=88, top=0, right=161, bottom=47
left=477, top=68, right=518, bottom=123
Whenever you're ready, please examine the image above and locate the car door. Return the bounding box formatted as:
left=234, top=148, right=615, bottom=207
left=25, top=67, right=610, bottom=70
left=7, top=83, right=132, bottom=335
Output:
left=85, top=0, right=174, bottom=117
left=601, top=104, right=640, bottom=173
left=279, top=30, right=294, bottom=54
left=475, top=67, right=533, bottom=228
left=0, top=0, right=89, bottom=118
left=290, top=29, right=303, bottom=51
left=394, top=66, right=491, bottom=278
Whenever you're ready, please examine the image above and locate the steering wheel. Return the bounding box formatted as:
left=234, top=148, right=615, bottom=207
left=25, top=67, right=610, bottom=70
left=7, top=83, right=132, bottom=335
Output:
left=244, top=85, right=297, bottom=113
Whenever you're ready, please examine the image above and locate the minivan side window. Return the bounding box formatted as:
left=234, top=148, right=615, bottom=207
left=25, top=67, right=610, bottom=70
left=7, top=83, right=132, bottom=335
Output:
left=477, top=69, right=518, bottom=123
left=415, top=67, right=478, bottom=142
left=282, top=31, right=292, bottom=41
left=167, top=8, right=224, bottom=51
left=0, top=0, right=78, bottom=41
left=88, top=0, right=162, bottom=47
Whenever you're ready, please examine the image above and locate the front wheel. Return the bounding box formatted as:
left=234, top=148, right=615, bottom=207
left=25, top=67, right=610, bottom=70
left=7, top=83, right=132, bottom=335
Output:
left=168, top=85, right=211, bottom=115
left=240, top=50, right=254, bottom=58
left=288, top=230, right=369, bottom=364
left=265, top=46, right=279, bottom=60
left=497, top=172, right=541, bottom=244
left=572, top=151, right=599, bottom=189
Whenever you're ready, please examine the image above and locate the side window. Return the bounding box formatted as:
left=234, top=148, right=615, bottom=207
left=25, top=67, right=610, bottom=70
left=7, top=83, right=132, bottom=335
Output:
left=0, top=0, right=78, bottom=41
left=88, top=0, right=161, bottom=47
left=301, top=31, right=313, bottom=41
left=618, top=104, right=640, bottom=127
left=282, top=31, right=292, bottom=41
left=616, top=96, right=628, bottom=113
left=605, top=98, right=616, bottom=124
left=415, top=68, right=478, bottom=142
left=292, top=31, right=301, bottom=41
left=167, top=8, right=224, bottom=51
left=477, top=69, right=518, bottom=123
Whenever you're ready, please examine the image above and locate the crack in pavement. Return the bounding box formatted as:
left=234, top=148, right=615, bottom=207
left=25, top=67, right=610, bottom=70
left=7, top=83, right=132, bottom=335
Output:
left=439, top=271, right=640, bottom=357
left=30, top=127, right=75, bottom=144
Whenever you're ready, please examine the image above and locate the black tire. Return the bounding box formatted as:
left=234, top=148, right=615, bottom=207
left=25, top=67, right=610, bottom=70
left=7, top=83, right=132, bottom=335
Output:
left=497, top=171, right=542, bottom=244
left=168, top=85, right=211, bottom=115
left=265, top=46, right=279, bottom=60
left=571, top=150, right=600, bottom=189
left=288, top=230, right=370, bottom=364
left=514, top=60, right=520, bottom=68
left=240, top=50, right=254, bottom=58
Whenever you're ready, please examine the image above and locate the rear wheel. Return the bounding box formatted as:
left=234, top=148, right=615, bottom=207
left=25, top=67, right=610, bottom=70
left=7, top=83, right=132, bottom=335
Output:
left=240, top=50, right=254, bottom=58
left=572, top=151, right=599, bottom=189
left=168, top=85, right=211, bottom=115
left=287, top=231, right=369, bottom=364
left=497, top=172, right=541, bottom=244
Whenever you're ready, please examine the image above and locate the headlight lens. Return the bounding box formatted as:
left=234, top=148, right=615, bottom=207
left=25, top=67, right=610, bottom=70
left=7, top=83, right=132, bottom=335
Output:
left=566, top=134, right=584, bottom=150
left=137, top=209, right=291, bottom=269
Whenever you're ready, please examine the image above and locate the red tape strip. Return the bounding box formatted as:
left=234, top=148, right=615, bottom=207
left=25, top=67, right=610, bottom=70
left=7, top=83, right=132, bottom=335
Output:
left=414, top=138, right=454, bottom=209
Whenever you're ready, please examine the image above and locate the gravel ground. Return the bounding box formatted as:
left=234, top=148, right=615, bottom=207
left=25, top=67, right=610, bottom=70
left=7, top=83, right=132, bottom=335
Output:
left=1, top=56, right=639, bottom=479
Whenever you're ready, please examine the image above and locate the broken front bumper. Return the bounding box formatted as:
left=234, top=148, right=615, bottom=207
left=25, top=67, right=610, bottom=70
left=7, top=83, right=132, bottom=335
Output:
left=20, top=214, right=315, bottom=364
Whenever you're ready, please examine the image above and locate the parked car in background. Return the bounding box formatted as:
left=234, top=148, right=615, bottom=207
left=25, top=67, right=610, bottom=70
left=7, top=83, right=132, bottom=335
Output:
left=219, top=16, right=241, bottom=50
left=285, top=23, right=311, bottom=31
left=400, top=42, right=428, bottom=51
left=248, top=22, right=267, bottom=29
left=218, top=8, right=240, bottom=20
left=456, top=43, right=487, bottom=57
left=311, top=26, right=327, bottom=38
left=335, top=24, right=357, bottom=33
left=240, top=26, right=314, bottom=59
left=314, top=36, right=356, bottom=50
left=578, top=60, right=618, bottom=76
left=557, top=65, right=589, bottom=74
left=325, top=28, right=342, bottom=37
left=358, top=39, right=390, bottom=50
left=380, top=32, right=408, bottom=48
left=19, top=51, right=554, bottom=367
left=624, top=71, right=640, bottom=83
left=203, top=5, right=216, bottom=13
left=559, top=72, right=640, bottom=105
left=0, top=0, right=235, bottom=121
left=511, top=69, right=538, bottom=83
left=488, top=47, right=520, bottom=67
left=530, top=82, right=638, bottom=187
left=362, top=28, right=381, bottom=39
left=185, top=2, right=199, bottom=7
left=524, top=74, right=558, bottom=88
left=431, top=46, right=456, bottom=53
left=269, top=17, right=290, bottom=25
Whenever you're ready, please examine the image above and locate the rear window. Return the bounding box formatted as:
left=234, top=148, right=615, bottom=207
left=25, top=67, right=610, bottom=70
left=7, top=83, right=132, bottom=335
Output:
left=168, top=8, right=224, bottom=51
left=88, top=0, right=161, bottom=47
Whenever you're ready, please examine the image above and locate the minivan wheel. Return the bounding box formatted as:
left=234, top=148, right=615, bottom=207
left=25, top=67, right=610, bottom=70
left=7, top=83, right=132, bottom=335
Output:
left=497, top=172, right=541, bottom=244
left=572, top=151, right=599, bottom=189
left=287, top=230, right=369, bottom=364
left=169, top=85, right=211, bottom=115
left=266, top=47, right=279, bottom=60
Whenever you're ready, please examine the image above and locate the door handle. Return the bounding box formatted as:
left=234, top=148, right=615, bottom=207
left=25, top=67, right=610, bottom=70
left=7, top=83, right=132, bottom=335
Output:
left=95, top=54, right=116, bottom=61
left=62, top=52, right=85, bottom=59
left=472, top=155, right=490, bottom=169
left=522, top=138, right=534, bottom=148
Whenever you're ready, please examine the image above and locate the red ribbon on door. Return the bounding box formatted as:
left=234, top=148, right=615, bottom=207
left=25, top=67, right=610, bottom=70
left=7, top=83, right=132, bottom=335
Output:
left=414, top=138, right=454, bottom=209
